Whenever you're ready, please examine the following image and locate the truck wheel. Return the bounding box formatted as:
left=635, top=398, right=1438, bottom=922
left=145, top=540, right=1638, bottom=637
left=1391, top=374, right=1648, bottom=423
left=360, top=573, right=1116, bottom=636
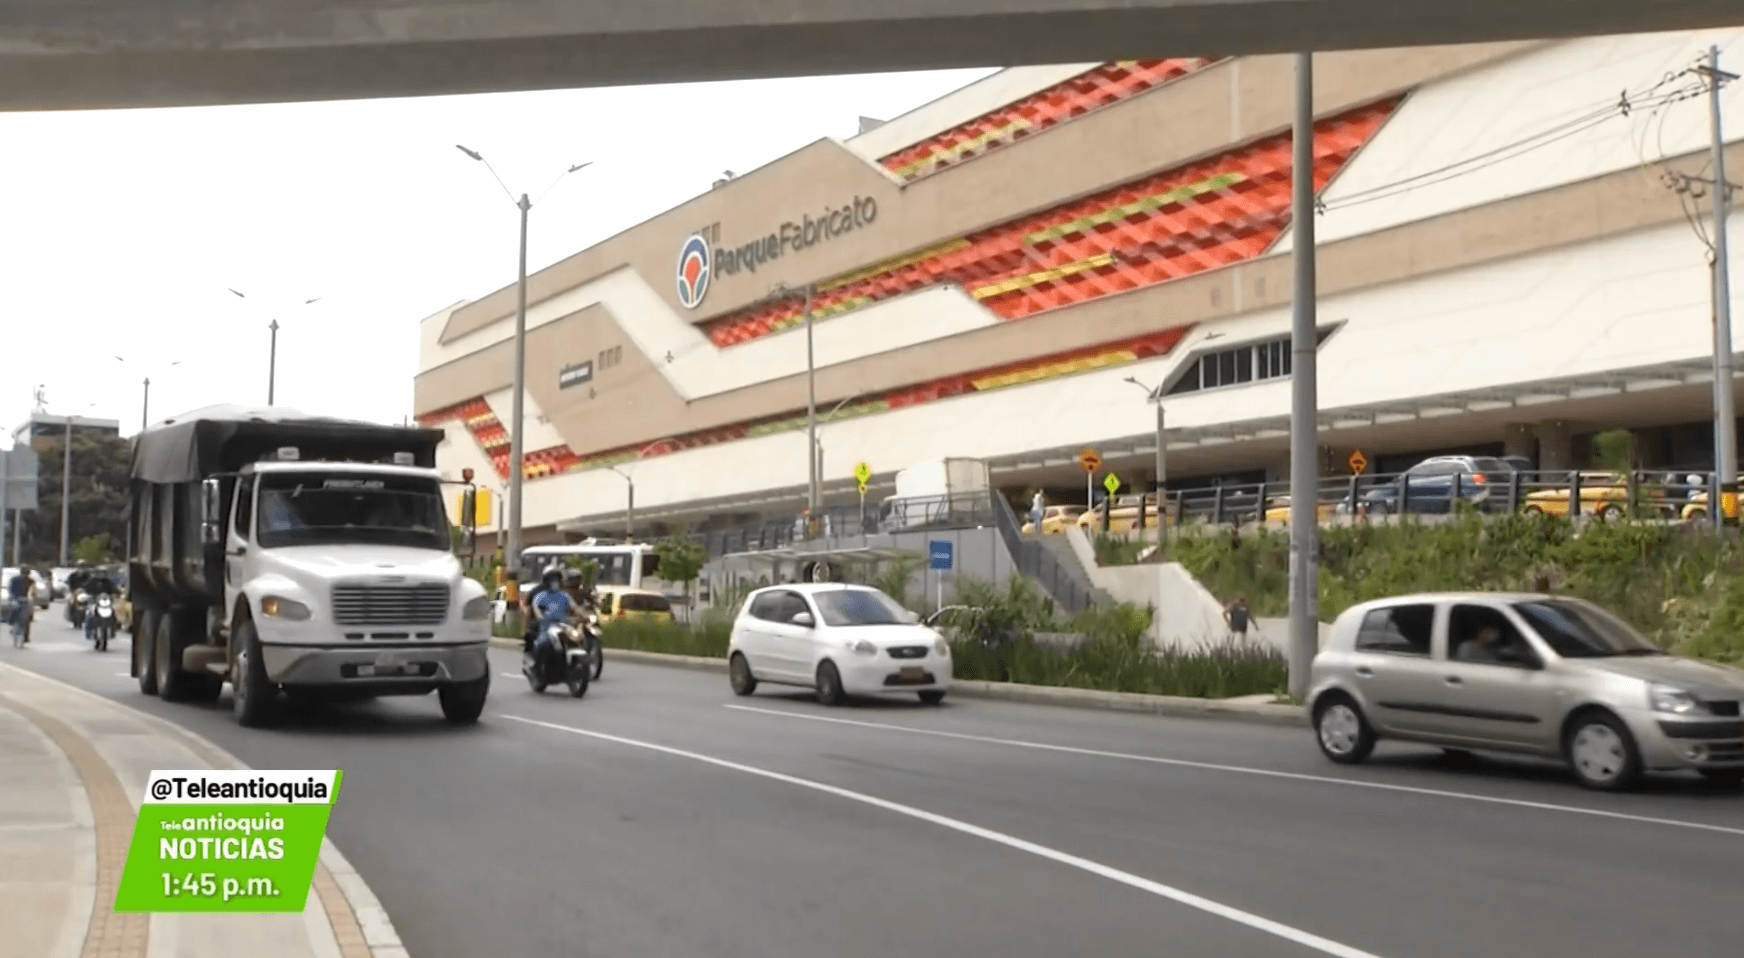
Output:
left=439, top=673, right=490, bottom=724
left=156, top=612, right=222, bottom=704
left=231, top=621, right=278, bottom=728
left=135, top=608, right=160, bottom=696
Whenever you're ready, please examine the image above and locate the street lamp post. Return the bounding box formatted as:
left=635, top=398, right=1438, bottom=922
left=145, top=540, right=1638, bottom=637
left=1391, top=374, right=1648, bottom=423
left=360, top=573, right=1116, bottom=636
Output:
left=761, top=282, right=820, bottom=527
left=228, top=290, right=319, bottom=406
left=1124, top=377, right=1167, bottom=537
left=455, top=145, right=592, bottom=600
left=608, top=466, right=634, bottom=543
left=113, top=357, right=181, bottom=431
left=60, top=413, right=73, bottom=565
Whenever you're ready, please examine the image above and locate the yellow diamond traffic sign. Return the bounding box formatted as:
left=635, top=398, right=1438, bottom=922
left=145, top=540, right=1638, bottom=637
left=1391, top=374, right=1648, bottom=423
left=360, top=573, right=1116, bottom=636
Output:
left=1103, top=472, right=1121, bottom=495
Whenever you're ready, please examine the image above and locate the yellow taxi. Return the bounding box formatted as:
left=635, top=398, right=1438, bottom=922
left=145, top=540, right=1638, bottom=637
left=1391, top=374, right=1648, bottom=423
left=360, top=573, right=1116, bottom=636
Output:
left=1259, top=496, right=1339, bottom=525
left=1521, top=471, right=1672, bottom=520
left=1076, top=494, right=1170, bottom=534
left=1022, top=505, right=1087, bottom=534
left=594, top=585, right=677, bottom=623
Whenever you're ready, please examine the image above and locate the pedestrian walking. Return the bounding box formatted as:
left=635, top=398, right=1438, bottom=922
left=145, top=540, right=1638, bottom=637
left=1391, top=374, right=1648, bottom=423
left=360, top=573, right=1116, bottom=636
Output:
left=1224, top=596, right=1249, bottom=643
left=1030, top=489, right=1045, bottom=532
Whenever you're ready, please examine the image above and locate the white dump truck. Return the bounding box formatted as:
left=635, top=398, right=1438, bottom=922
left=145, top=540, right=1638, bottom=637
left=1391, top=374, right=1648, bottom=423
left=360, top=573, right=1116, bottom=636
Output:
left=126, top=405, right=491, bottom=727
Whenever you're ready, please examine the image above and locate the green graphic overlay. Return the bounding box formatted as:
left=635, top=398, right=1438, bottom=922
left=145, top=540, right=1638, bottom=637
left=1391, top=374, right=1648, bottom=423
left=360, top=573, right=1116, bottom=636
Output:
left=114, top=770, right=343, bottom=913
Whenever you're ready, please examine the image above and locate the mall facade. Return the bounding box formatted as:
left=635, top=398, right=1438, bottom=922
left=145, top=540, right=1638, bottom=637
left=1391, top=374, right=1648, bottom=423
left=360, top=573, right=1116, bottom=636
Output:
left=414, top=27, right=1744, bottom=547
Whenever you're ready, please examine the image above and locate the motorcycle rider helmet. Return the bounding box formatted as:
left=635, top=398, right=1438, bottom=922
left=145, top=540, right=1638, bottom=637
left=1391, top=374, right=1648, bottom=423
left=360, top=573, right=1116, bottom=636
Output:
left=563, top=568, right=584, bottom=588
left=540, top=567, right=564, bottom=589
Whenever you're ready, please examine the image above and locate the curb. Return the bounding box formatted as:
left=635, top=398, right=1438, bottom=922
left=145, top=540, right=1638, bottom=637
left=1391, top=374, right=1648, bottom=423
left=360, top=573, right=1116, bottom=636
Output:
left=488, top=638, right=1308, bottom=727
left=0, top=661, right=411, bottom=958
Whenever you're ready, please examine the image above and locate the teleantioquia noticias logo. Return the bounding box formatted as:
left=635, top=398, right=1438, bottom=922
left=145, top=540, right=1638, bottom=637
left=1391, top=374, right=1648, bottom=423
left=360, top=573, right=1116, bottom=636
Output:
left=676, top=233, right=711, bottom=309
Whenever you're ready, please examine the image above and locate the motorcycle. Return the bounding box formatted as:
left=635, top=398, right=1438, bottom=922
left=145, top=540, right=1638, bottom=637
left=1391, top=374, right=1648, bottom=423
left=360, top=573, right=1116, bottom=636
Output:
left=66, top=589, right=89, bottom=628
left=522, top=615, right=591, bottom=697
left=579, top=604, right=604, bottom=680
left=88, top=593, right=116, bottom=652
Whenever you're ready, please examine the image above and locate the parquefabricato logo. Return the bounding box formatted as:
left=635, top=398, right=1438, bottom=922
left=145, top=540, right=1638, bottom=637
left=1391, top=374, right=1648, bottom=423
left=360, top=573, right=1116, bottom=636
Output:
left=676, top=233, right=711, bottom=310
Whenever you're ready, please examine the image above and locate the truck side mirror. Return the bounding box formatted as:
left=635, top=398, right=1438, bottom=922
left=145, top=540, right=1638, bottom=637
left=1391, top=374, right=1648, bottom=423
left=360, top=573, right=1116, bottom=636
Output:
left=199, top=478, right=223, bottom=545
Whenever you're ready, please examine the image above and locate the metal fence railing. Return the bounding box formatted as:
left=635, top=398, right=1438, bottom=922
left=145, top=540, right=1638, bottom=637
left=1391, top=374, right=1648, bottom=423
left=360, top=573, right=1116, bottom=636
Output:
left=1065, top=468, right=1738, bottom=534
left=697, top=490, right=1002, bottom=559
left=990, top=490, right=1096, bottom=615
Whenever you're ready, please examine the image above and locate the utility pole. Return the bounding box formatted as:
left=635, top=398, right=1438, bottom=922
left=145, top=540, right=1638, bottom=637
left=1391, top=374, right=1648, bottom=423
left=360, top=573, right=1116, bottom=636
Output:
left=507, top=191, right=531, bottom=596
left=1288, top=50, right=1322, bottom=701
left=267, top=319, right=280, bottom=405
left=141, top=377, right=150, bottom=431
left=803, top=285, right=819, bottom=529
left=59, top=414, right=74, bottom=565
left=1699, top=45, right=1738, bottom=524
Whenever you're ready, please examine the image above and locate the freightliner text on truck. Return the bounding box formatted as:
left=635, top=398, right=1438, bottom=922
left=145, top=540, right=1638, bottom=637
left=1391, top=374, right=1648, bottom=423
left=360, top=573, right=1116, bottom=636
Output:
left=126, top=405, right=491, bottom=727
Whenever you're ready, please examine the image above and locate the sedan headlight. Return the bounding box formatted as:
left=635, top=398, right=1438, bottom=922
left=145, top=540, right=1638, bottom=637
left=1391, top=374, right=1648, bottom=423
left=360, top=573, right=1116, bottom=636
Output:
left=934, top=637, right=950, bottom=657
left=1648, top=682, right=1702, bottom=715
left=462, top=596, right=493, bottom=620
left=260, top=596, right=311, bottom=621
left=850, top=639, right=878, bottom=656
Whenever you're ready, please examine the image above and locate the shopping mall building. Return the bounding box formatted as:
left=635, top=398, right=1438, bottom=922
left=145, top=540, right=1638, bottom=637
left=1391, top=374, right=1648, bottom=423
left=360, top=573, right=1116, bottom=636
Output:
left=415, top=27, right=1744, bottom=548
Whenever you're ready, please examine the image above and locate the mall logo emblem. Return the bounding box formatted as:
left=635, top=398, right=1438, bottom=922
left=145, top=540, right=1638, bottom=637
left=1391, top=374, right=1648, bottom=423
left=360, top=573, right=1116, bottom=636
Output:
left=676, top=233, right=711, bottom=310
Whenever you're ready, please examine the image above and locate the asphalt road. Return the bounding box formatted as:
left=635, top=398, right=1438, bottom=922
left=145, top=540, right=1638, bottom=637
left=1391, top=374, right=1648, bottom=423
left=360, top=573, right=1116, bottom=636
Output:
left=5, top=606, right=1742, bottom=958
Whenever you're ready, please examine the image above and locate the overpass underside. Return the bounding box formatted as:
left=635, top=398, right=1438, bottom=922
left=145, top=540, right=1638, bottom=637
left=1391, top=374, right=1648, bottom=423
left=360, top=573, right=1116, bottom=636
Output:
left=3, top=0, right=1741, bottom=111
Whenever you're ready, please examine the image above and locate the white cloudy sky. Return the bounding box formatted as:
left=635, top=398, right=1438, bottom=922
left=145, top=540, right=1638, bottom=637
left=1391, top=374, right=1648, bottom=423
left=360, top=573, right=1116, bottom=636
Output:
left=0, top=68, right=996, bottom=439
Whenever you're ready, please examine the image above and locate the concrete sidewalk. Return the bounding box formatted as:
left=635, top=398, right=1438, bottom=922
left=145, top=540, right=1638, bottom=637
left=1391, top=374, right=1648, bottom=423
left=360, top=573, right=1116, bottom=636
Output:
left=0, top=663, right=406, bottom=958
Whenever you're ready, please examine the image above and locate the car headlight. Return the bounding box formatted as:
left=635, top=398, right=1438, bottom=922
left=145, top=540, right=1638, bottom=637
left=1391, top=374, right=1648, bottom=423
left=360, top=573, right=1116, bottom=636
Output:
left=462, top=596, right=493, bottom=620
left=934, top=637, right=950, bottom=657
left=1648, top=683, right=1702, bottom=715
left=850, top=639, right=877, bottom=656
left=260, top=596, right=311, bottom=621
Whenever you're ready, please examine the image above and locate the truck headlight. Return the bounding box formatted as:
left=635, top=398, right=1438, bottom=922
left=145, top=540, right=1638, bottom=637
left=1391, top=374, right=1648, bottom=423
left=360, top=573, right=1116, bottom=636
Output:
left=260, top=596, right=311, bottom=621
left=1649, top=683, right=1702, bottom=715
left=462, top=596, right=493, bottom=620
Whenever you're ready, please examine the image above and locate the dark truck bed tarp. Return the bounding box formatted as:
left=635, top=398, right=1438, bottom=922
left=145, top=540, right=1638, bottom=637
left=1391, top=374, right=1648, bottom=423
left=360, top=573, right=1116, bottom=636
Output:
left=130, top=404, right=444, bottom=484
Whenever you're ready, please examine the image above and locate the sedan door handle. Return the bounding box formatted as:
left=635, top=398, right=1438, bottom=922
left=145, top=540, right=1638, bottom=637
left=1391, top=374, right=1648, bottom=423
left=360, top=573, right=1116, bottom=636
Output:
left=1354, top=666, right=1373, bottom=677
left=228, top=548, right=247, bottom=557
left=1444, top=676, right=1463, bottom=685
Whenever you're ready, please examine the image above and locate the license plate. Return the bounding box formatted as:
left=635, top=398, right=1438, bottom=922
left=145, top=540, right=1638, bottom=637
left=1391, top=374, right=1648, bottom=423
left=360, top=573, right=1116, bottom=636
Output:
left=898, top=666, right=926, bottom=683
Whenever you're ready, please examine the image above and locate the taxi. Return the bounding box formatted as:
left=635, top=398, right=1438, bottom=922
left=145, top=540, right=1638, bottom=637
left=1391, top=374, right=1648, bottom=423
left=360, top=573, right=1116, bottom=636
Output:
left=1521, top=471, right=1673, bottom=520
left=594, top=585, right=677, bottom=623
left=1022, top=505, right=1086, bottom=534
left=1075, top=494, right=1169, bottom=534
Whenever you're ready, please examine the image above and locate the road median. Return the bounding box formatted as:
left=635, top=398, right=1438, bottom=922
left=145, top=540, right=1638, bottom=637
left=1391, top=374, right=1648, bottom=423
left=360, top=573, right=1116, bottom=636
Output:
left=489, top=637, right=1307, bottom=726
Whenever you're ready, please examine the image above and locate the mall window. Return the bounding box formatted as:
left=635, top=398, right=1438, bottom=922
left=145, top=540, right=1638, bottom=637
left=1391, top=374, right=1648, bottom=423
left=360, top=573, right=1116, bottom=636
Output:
left=1167, top=326, right=1336, bottom=396
left=598, top=345, right=623, bottom=370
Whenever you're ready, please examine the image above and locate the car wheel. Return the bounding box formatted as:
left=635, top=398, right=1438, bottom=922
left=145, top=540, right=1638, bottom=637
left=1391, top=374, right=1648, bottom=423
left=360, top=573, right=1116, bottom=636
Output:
left=440, top=673, right=491, bottom=722
left=1523, top=505, right=1544, bottom=515
left=1687, top=508, right=1707, bottom=521
left=135, top=608, right=159, bottom=696
left=1565, top=710, right=1642, bottom=792
left=1367, top=502, right=1389, bottom=518
left=231, top=621, right=278, bottom=728
left=1313, top=693, right=1375, bottom=764
left=1697, top=768, right=1744, bottom=789
left=918, top=690, right=946, bottom=705
left=815, top=660, right=846, bottom=707
left=729, top=652, right=757, bottom=696
left=1597, top=504, right=1624, bottom=521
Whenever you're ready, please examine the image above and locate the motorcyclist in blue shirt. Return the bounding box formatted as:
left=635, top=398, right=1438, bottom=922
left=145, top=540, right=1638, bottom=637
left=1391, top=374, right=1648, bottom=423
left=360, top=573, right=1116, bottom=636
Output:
left=529, top=568, right=576, bottom=658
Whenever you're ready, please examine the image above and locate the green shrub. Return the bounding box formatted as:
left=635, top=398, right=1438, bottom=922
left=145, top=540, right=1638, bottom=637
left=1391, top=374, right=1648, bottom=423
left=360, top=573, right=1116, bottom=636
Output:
left=1167, top=511, right=1744, bottom=661
left=1093, top=534, right=1147, bottom=567
left=950, top=634, right=1284, bottom=698
left=598, top=616, right=731, bottom=658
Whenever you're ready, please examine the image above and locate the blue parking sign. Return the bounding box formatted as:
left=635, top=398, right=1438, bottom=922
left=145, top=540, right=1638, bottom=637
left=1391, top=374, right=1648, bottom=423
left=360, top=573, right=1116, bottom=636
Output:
left=928, top=540, right=953, bottom=571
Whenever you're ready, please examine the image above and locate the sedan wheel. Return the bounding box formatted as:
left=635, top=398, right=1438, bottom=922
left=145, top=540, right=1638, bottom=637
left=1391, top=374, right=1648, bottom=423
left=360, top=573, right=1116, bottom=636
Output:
left=1566, top=712, right=1642, bottom=791
left=729, top=653, right=757, bottom=696
left=1314, top=695, right=1375, bottom=764
left=815, top=661, right=846, bottom=707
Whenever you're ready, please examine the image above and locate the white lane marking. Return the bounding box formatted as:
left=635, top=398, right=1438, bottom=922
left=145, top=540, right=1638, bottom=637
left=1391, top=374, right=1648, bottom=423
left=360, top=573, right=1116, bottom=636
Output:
left=501, top=713, right=1386, bottom=958
left=723, top=704, right=1744, bottom=839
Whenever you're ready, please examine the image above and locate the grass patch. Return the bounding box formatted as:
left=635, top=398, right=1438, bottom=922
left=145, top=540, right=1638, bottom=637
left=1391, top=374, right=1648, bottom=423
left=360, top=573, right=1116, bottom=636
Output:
left=1167, top=511, right=1744, bottom=664
left=598, top=615, right=731, bottom=658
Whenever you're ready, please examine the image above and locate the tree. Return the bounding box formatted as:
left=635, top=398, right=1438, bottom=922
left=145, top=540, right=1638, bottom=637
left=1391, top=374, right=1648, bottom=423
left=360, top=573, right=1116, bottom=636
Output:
left=72, top=534, right=115, bottom=564
left=20, top=432, right=132, bottom=565
left=653, top=533, right=709, bottom=620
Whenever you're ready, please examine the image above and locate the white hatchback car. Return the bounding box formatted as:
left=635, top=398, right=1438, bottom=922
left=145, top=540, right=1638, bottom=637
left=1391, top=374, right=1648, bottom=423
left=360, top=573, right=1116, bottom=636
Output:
left=727, top=584, right=952, bottom=705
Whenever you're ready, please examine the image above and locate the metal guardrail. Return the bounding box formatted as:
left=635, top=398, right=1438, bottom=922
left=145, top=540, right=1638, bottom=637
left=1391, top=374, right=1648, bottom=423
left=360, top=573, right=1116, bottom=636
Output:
left=698, top=491, right=1000, bottom=558
left=989, top=491, right=1096, bottom=615
left=1138, top=468, right=1735, bottom=529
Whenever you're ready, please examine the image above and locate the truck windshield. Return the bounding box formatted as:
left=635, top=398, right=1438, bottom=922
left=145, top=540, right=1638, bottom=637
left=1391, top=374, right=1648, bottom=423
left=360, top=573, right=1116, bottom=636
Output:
left=255, top=473, right=448, bottom=551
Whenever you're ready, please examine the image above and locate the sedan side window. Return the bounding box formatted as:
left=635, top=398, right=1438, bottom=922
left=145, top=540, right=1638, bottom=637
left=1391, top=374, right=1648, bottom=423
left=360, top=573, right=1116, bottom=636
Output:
left=747, top=593, right=783, bottom=622
left=1354, top=604, right=1433, bottom=655
left=1448, top=605, right=1538, bottom=667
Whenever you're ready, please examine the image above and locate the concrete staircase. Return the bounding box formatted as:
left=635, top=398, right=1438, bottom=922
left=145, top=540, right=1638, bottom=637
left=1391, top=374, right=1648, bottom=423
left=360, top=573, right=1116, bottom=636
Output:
left=1036, top=532, right=1117, bottom=607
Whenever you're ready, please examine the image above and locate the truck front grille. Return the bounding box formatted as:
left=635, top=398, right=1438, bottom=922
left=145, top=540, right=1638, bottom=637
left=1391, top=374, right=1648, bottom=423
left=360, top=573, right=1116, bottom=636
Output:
left=331, top=584, right=450, bottom=627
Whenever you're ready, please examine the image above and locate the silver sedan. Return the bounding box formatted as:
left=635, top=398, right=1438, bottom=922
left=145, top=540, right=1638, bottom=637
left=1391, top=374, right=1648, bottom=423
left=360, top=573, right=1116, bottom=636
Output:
left=1307, top=591, right=1744, bottom=791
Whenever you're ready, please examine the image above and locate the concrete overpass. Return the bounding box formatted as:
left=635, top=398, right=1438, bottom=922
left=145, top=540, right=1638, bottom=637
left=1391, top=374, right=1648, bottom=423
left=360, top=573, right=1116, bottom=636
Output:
left=4, top=1, right=1742, bottom=111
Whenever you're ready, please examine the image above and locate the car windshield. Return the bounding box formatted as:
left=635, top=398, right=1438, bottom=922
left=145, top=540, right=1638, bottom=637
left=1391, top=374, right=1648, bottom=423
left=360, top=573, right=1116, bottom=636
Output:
left=811, top=588, right=911, bottom=627
left=256, top=473, right=449, bottom=551
left=1514, top=599, right=1665, bottom=658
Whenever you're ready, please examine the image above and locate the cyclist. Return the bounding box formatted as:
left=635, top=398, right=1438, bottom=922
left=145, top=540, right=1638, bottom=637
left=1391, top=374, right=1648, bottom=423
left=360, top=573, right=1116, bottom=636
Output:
left=7, top=566, right=35, bottom=645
